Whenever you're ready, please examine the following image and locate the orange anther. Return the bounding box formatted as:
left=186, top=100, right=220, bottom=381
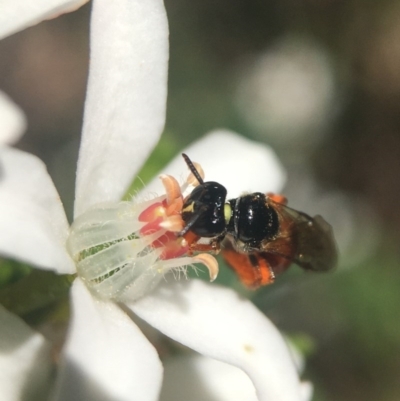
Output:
left=186, top=162, right=205, bottom=186
left=166, top=197, right=183, bottom=216
left=160, top=174, right=183, bottom=206
left=159, top=215, right=185, bottom=233
left=192, top=253, right=219, bottom=282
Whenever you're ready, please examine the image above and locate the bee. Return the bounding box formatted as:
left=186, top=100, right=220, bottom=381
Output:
left=179, top=153, right=337, bottom=288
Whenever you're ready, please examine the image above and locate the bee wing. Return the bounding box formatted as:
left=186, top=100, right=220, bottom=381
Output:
left=262, top=202, right=338, bottom=272
left=291, top=213, right=337, bottom=271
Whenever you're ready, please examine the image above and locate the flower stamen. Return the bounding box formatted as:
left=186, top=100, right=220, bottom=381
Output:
left=160, top=174, right=182, bottom=206
left=67, top=161, right=219, bottom=301
left=159, top=215, right=184, bottom=232
left=186, top=161, right=205, bottom=187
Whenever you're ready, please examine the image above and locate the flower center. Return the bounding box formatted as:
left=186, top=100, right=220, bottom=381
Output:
left=66, top=169, right=218, bottom=302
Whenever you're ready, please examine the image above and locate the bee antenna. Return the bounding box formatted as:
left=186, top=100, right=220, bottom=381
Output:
left=182, top=153, right=204, bottom=185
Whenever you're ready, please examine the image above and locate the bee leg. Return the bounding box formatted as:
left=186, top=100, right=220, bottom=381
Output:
left=180, top=231, right=224, bottom=256
left=248, top=254, right=275, bottom=287
left=185, top=236, right=222, bottom=255
left=262, top=253, right=292, bottom=276
left=266, top=193, right=288, bottom=205
left=221, top=246, right=275, bottom=288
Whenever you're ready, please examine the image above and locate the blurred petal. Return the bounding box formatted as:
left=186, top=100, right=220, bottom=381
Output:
left=53, top=279, right=163, bottom=401
left=299, top=382, right=313, bottom=401
left=0, top=304, right=52, bottom=401
left=286, top=339, right=306, bottom=374
left=145, top=130, right=286, bottom=198
left=0, top=91, right=26, bottom=145
left=0, top=0, right=88, bottom=40
left=130, top=280, right=303, bottom=401
left=235, top=37, right=335, bottom=146
left=0, top=148, right=74, bottom=273
left=75, top=0, right=169, bottom=217
left=161, top=354, right=258, bottom=401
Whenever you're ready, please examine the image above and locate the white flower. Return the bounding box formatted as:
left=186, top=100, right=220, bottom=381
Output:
left=0, top=1, right=309, bottom=401
left=0, top=303, right=51, bottom=400
left=0, top=91, right=26, bottom=145
left=160, top=354, right=313, bottom=401
left=235, top=36, right=336, bottom=149
left=0, top=0, right=90, bottom=40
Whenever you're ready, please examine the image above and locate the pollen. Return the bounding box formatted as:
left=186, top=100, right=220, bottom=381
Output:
left=67, top=164, right=219, bottom=302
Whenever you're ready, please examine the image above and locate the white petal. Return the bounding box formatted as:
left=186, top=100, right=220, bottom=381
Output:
left=129, top=280, right=303, bottom=401
left=0, top=304, right=52, bottom=401
left=0, top=0, right=88, bottom=40
left=0, top=91, right=26, bottom=145
left=75, top=0, right=169, bottom=217
left=161, top=354, right=258, bottom=401
left=53, top=279, right=163, bottom=401
left=299, top=382, right=313, bottom=401
left=145, top=130, right=286, bottom=199
left=0, top=148, right=74, bottom=273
